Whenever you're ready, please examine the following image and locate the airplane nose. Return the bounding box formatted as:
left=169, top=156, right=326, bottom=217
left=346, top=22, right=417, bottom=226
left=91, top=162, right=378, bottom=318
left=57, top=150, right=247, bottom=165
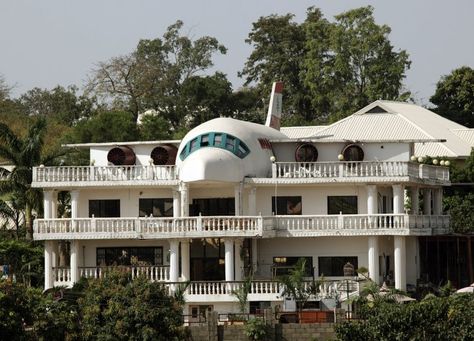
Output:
left=178, top=149, right=243, bottom=182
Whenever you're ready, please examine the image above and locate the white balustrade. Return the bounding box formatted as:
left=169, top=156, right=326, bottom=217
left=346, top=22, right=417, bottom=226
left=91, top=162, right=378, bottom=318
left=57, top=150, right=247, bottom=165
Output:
left=33, top=165, right=177, bottom=183
left=78, top=266, right=170, bottom=282
left=53, top=267, right=71, bottom=285
left=273, top=161, right=449, bottom=182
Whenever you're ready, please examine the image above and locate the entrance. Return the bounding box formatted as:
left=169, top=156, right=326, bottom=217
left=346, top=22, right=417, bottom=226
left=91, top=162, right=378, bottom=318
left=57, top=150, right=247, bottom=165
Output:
left=190, top=239, right=225, bottom=281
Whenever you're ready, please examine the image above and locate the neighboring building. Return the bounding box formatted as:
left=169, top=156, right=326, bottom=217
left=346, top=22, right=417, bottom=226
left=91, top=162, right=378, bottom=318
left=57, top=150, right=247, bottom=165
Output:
left=33, top=99, right=458, bottom=316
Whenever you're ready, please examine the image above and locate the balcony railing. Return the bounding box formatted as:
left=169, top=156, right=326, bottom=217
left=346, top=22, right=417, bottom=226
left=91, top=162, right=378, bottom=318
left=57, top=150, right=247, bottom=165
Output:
left=34, top=214, right=450, bottom=240
left=272, top=161, right=449, bottom=182
left=32, top=165, right=177, bottom=184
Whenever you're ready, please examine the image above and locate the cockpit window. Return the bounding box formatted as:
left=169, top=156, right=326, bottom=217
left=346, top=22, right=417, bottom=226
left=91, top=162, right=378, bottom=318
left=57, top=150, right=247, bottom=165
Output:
left=179, top=132, right=250, bottom=161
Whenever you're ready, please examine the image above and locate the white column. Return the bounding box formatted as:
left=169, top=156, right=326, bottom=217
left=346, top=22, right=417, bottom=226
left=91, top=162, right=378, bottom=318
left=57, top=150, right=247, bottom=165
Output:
left=169, top=240, right=179, bottom=283
left=224, top=239, right=234, bottom=281
left=234, top=183, right=243, bottom=216
left=392, top=184, right=404, bottom=214
left=51, top=191, right=58, bottom=218
left=248, top=187, right=257, bottom=216
left=180, top=240, right=190, bottom=281
left=410, top=187, right=419, bottom=215
left=51, top=240, right=57, bottom=268
left=368, top=236, right=380, bottom=284
left=173, top=188, right=181, bottom=218
left=70, top=190, right=80, bottom=219
left=70, top=240, right=79, bottom=284
left=423, top=188, right=432, bottom=215
left=43, top=190, right=53, bottom=219
left=367, top=185, right=378, bottom=215
left=234, top=239, right=244, bottom=281
left=44, top=241, right=53, bottom=289
left=251, top=239, right=258, bottom=274
left=394, top=236, right=406, bottom=291
left=180, top=183, right=189, bottom=217
left=433, top=188, right=443, bottom=215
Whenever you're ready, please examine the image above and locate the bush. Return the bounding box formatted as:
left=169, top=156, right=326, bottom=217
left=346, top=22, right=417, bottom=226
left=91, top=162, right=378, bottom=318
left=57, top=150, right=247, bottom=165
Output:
left=244, top=317, right=269, bottom=341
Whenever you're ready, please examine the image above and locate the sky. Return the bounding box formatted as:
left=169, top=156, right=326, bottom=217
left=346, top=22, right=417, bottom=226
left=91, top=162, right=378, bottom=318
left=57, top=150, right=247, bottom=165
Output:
left=0, top=0, right=473, bottom=105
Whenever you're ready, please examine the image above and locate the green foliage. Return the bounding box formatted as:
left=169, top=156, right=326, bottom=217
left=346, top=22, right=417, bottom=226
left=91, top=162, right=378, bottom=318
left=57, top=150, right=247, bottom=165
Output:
left=232, top=275, right=253, bottom=314
left=0, top=239, right=43, bottom=284
left=241, top=6, right=411, bottom=125
left=444, top=193, right=474, bottom=233
left=139, top=113, right=173, bottom=141
left=79, top=271, right=185, bottom=341
left=431, top=66, right=474, bottom=128
left=244, top=317, right=269, bottom=341
left=335, top=294, right=474, bottom=341
left=278, top=258, right=316, bottom=312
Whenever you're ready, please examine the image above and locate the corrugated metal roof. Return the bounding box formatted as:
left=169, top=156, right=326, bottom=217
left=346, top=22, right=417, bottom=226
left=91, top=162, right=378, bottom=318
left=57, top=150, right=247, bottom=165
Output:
left=414, top=142, right=458, bottom=158
left=451, top=129, right=474, bottom=145
left=280, top=126, right=326, bottom=138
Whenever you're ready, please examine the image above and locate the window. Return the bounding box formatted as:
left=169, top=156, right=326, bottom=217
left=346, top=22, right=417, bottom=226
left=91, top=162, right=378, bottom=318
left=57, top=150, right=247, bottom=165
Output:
left=327, top=196, right=357, bottom=215
left=318, top=256, right=358, bottom=277
left=295, top=144, right=318, bottom=162
left=96, top=247, right=163, bottom=266
left=342, top=144, right=364, bottom=161
left=191, top=198, right=235, bottom=216
left=272, top=256, right=313, bottom=277
left=89, top=200, right=120, bottom=217
left=179, top=132, right=250, bottom=161
left=272, top=196, right=302, bottom=215
left=139, top=198, right=173, bottom=217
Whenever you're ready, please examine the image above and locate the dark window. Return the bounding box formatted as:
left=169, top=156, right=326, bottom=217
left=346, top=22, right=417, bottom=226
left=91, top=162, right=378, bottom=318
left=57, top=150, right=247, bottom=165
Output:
left=295, top=144, right=318, bottom=162
left=190, top=239, right=225, bottom=280
left=327, top=196, right=358, bottom=215
left=318, top=256, right=358, bottom=276
left=342, top=144, right=364, bottom=161
left=96, top=247, right=163, bottom=266
left=191, top=198, right=235, bottom=216
left=201, top=135, right=210, bottom=147
left=89, top=200, right=120, bottom=217
left=272, top=196, right=302, bottom=215
left=139, top=198, right=173, bottom=217
left=272, top=256, right=313, bottom=277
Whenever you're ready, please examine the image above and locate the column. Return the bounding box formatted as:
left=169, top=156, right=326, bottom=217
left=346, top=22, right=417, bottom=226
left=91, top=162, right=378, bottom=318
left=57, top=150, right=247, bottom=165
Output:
left=44, top=241, right=53, bottom=289
left=410, top=187, right=419, bottom=215
left=224, top=239, right=234, bottom=281
left=234, top=239, right=244, bottom=281
left=367, top=185, right=378, bottom=215
left=70, top=240, right=79, bottom=284
left=173, top=188, right=181, bottom=218
left=368, top=236, right=380, bottom=284
left=423, top=188, right=432, bottom=215
left=51, top=240, right=58, bottom=268
left=180, top=240, right=190, bottom=281
left=169, top=240, right=179, bottom=283
left=43, top=190, right=53, bottom=219
left=70, top=190, right=80, bottom=219
left=394, top=236, right=406, bottom=291
left=251, top=239, right=258, bottom=274
left=392, top=184, right=404, bottom=214
left=248, top=187, right=257, bottom=216
left=433, top=188, right=443, bottom=215
left=180, top=183, right=189, bottom=217
left=234, top=183, right=243, bottom=216
left=51, top=191, right=58, bottom=218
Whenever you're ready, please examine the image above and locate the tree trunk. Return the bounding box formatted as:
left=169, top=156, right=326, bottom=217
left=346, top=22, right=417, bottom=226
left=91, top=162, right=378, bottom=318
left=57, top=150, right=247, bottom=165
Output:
left=25, top=203, right=33, bottom=240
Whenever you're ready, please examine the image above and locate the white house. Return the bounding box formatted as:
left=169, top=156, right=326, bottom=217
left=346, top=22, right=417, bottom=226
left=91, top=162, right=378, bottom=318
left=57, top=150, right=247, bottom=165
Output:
left=32, top=99, right=459, bottom=316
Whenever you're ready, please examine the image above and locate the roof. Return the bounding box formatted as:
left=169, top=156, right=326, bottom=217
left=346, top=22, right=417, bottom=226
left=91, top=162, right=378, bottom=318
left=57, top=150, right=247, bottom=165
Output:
left=63, top=140, right=182, bottom=148
left=280, top=126, right=326, bottom=139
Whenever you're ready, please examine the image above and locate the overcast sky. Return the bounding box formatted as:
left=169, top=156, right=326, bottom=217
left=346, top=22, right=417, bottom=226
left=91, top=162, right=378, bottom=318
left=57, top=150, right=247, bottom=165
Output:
left=1, top=0, right=473, bottom=105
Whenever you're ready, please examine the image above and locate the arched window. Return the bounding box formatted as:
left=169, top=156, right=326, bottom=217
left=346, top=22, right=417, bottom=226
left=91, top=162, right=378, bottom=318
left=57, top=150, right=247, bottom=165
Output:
left=295, top=143, right=318, bottom=162
left=342, top=144, right=364, bottom=162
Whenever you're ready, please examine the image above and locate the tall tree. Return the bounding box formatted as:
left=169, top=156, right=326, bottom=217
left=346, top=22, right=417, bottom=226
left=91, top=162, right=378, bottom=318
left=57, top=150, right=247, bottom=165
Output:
left=430, top=66, right=474, bottom=127
left=87, top=20, right=227, bottom=127
left=241, top=6, right=411, bottom=124
left=0, top=118, right=61, bottom=239
left=0, top=74, right=12, bottom=102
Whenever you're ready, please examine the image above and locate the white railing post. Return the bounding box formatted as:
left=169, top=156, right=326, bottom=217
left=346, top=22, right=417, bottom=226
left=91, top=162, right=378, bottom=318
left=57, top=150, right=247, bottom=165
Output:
left=197, top=213, right=202, bottom=231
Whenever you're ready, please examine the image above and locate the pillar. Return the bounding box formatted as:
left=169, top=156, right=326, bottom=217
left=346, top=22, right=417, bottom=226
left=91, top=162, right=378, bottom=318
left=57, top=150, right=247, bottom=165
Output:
left=180, top=183, right=189, bottom=217
left=70, top=190, right=80, bottom=219
left=234, top=183, right=243, bottom=216
left=70, top=240, right=79, bottom=284
left=394, top=236, right=406, bottom=291
left=433, top=188, right=443, bottom=215
left=368, top=236, right=380, bottom=284
left=51, top=240, right=57, bottom=268
left=410, top=187, right=419, bottom=215
left=248, top=187, right=257, bottom=216
left=224, top=239, right=234, bottom=281
left=169, top=240, right=179, bottom=283
left=43, top=190, right=53, bottom=219
left=392, top=184, right=404, bottom=214
left=234, top=239, right=244, bottom=281
left=367, top=185, right=378, bottom=215
left=44, top=241, right=53, bottom=289
left=180, top=240, right=190, bottom=281
left=173, top=188, right=181, bottom=218
left=51, top=191, right=58, bottom=218
left=423, top=188, right=432, bottom=215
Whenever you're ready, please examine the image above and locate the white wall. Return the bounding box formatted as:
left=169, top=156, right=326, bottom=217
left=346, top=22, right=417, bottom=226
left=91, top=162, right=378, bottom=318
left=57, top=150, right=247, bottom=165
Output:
left=90, top=144, right=179, bottom=166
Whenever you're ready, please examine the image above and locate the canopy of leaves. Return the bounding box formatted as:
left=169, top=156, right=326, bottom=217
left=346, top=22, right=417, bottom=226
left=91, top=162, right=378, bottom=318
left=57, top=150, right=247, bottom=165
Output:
left=241, top=6, right=411, bottom=124
left=430, top=66, right=474, bottom=127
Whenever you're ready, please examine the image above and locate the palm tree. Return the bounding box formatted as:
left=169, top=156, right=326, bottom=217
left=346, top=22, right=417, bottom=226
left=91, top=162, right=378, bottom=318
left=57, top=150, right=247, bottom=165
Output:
left=0, top=118, right=60, bottom=239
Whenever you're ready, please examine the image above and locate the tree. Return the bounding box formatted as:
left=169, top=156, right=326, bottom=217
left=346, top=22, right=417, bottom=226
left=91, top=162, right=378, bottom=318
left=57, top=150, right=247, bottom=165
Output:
left=241, top=6, right=411, bottom=124
left=0, top=118, right=61, bottom=239
left=0, top=74, right=12, bottom=102
left=430, top=66, right=474, bottom=127
left=87, top=20, right=227, bottom=127
left=0, top=239, right=43, bottom=284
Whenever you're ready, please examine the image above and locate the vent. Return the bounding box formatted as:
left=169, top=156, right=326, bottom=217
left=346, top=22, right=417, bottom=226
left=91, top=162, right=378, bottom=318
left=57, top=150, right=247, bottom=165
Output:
left=365, top=106, right=388, bottom=114
left=342, top=144, right=364, bottom=162
left=295, top=143, right=318, bottom=162
left=107, top=146, right=136, bottom=166
left=151, top=145, right=178, bottom=165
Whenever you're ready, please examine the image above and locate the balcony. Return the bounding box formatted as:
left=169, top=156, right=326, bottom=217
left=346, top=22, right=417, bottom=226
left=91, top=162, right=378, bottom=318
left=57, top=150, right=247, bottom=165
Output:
left=267, top=161, right=449, bottom=184
left=34, top=214, right=450, bottom=240
left=32, top=165, right=178, bottom=188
